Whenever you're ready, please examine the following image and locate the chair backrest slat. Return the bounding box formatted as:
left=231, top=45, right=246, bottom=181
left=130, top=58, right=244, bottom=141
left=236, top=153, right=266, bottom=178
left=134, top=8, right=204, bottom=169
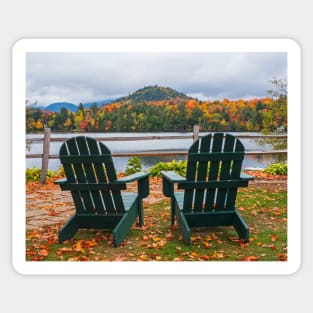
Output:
left=225, top=138, right=245, bottom=209
left=60, top=140, right=85, bottom=213
left=182, top=133, right=245, bottom=213
left=62, top=137, right=95, bottom=213
left=193, top=135, right=211, bottom=212
left=204, top=133, right=224, bottom=211
left=86, top=137, right=117, bottom=213
left=59, top=136, right=125, bottom=215
left=215, top=134, right=235, bottom=209
left=75, top=136, right=106, bottom=214
left=183, top=139, right=200, bottom=212
left=99, top=142, right=125, bottom=213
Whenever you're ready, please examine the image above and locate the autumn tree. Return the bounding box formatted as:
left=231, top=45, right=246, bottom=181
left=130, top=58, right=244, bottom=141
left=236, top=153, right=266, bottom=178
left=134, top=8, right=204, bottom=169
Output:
left=25, top=84, right=287, bottom=133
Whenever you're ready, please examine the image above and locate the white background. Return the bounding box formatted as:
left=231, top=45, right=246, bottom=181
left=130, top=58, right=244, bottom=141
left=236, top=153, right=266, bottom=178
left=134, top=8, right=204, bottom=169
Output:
left=1, top=1, right=310, bottom=312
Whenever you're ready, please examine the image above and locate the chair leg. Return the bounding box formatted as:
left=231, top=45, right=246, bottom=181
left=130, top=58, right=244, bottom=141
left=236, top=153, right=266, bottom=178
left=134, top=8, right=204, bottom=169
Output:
left=171, top=198, right=176, bottom=225
left=137, top=199, right=144, bottom=227
left=233, top=210, right=249, bottom=242
left=175, top=208, right=191, bottom=245
left=58, top=214, right=80, bottom=243
left=113, top=202, right=138, bottom=247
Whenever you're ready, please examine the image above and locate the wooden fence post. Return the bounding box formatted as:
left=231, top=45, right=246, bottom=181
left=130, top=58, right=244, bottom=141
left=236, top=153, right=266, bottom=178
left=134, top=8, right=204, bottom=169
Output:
left=193, top=125, right=200, bottom=142
left=40, top=128, right=51, bottom=185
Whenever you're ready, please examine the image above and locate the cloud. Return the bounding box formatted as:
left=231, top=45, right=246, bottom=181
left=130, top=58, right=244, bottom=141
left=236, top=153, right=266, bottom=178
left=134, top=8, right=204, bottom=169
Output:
left=26, top=52, right=287, bottom=106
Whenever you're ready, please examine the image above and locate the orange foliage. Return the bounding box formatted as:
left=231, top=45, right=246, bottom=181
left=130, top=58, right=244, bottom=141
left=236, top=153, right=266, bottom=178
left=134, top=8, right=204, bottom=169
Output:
left=104, top=103, right=121, bottom=112
left=185, top=99, right=197, bottom=110
left=263, top=96, right=273, bottom=105
left=149, top=100, right=165, bottom=107
left=222, top=98, right=230, bottom=106
left=248, top=98, right=258, bottom=107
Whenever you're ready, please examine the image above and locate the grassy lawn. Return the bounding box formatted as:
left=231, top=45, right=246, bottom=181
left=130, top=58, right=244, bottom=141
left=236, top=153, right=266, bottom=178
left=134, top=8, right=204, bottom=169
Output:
left=26, top=184, right=287, bottom=262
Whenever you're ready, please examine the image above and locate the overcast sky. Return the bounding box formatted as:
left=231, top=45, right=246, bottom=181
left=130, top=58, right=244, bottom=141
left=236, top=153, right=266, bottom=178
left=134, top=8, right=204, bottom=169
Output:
left=26, top=52, right=287, bottom=106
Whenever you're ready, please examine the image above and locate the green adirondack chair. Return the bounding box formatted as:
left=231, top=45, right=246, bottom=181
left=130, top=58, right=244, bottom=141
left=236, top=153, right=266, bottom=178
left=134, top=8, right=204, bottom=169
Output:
left=54, top=136, right=149, bottom=247
left=162, top=133, right=253, bottom=245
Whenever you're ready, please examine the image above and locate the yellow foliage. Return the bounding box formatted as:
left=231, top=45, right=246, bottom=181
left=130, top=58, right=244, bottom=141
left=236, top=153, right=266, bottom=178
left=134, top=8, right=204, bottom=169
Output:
left=35, top=120, right=43, bottom=129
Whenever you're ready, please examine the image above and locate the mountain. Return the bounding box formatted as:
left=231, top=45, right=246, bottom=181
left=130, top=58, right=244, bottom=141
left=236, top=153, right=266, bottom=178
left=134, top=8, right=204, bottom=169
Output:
left=27, top=86, right=191, bottom=112
left=28, top=99, right=115, bottom=112
left=43, top=102, right=78, bottom=112
left=114, top=85, right=191, bottom=103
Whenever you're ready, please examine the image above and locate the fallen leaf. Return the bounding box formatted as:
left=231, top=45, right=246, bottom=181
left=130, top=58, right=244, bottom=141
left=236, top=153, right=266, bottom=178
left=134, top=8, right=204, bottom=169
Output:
left=74, top=241, right=85, bottom=253
left=152, top=237, right=161, bottom=242
left=139, top=254, right=148, bottom=261
left=206, top=235, right=213, bottom=241
left=276, top=253, right=287, bottom=261
left=202, top=242, right=212, bottom=248
left=211, top=251, right=224, bottom=259
left=165, top=232, right=174, bottom=240
left=39, top=249, right=48, bottom=256
left=242, top=256, right=259, bottom=261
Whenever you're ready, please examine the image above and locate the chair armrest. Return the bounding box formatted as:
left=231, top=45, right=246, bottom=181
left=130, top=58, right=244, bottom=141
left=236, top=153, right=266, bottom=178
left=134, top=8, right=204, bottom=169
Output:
left=161, top=171, right=186, bottom=183
left=54, top=178, right=67, bottom=185
left=161, top=171, right=186, bottom=197
left=117, top=172, right=150, bottom=198
left=240, top=172, right=254, bottom=181
left=117, top=171, right=149, bottom=183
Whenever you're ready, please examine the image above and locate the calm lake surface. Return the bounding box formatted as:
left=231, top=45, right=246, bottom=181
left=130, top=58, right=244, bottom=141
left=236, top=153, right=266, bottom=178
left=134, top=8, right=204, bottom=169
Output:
left=26, top=132, right=287, bottom=173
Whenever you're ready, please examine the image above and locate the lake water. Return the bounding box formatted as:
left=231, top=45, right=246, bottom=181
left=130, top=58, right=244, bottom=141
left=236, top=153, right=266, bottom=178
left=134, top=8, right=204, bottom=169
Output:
left=26, top=132, right=287, bottom=173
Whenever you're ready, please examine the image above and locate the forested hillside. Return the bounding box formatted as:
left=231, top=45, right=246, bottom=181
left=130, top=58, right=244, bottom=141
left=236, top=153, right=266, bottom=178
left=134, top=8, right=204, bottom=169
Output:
left=26, top=85, right=287, bottom=133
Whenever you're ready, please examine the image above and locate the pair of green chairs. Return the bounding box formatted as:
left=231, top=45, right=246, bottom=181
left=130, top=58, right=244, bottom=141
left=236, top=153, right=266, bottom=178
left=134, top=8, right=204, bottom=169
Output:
left=55, top=133, right=253, bottom=247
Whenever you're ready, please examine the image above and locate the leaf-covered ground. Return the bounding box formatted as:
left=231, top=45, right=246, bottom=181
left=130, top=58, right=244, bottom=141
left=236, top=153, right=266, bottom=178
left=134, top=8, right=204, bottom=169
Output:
left=26, top=174, right=287, bottom=262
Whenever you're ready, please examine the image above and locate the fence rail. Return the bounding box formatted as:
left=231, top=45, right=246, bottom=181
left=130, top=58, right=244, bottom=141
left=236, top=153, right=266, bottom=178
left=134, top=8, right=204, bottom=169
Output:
left=26, top=127, right=287, bottom=184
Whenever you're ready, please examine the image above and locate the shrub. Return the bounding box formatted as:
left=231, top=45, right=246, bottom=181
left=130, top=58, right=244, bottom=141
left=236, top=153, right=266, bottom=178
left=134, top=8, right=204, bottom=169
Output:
left=125, top=157, right=142, bottom=175
left=55, top=165, right=65, bottom=177
left=149, top=160, right=187, bottom=177
left=26, top=167, right=54, bottom=182
left=264, top=162, right=287, bottom=175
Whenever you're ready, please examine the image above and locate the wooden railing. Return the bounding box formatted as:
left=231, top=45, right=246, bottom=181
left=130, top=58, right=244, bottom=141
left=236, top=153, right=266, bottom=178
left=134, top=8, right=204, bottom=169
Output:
left=26, top=126, right=287, bottom=184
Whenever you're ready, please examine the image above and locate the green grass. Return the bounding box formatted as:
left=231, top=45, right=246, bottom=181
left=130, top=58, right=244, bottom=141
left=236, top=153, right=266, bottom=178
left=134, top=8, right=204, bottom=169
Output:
left=26, top=187, right=287, bottom=262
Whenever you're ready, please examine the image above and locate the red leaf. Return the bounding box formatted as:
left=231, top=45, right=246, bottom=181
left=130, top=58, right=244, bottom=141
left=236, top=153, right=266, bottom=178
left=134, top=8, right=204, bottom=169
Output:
left=271, top=234, right=278, bottom=242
